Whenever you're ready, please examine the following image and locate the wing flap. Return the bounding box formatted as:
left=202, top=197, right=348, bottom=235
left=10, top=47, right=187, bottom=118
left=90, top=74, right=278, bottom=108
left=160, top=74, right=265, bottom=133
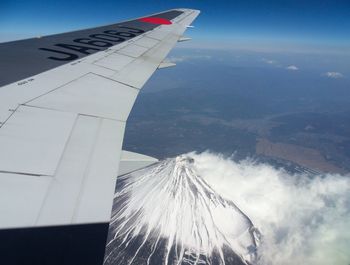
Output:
left=73, top=119, right=124, bottom=223
left=36, top=116, right=124, bottom=226
left=118, top=151, right=158, bottom=176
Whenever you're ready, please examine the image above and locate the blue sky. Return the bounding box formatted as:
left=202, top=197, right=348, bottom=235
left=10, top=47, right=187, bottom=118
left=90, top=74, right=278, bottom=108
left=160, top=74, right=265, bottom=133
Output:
left=1, top=0, right=350, bottom=52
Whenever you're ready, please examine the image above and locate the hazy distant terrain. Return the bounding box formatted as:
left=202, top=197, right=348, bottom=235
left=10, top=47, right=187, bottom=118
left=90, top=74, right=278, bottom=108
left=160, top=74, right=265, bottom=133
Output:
left=123, top=48, right=350, bottom=174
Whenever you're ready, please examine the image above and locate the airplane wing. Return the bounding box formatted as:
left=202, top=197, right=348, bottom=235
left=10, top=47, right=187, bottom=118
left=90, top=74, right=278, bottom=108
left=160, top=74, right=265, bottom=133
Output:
left=0, top=8, right=200, bottom=265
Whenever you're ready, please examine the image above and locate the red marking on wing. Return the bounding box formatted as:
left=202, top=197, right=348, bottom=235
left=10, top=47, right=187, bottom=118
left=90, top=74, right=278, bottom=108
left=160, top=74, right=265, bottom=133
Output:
left=139, top=17, right=172, bottom=25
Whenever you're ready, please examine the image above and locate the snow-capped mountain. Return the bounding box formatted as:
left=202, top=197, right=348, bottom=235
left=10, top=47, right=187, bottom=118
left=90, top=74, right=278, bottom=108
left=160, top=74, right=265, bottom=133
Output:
left=104, top=155, right=260, bottom=265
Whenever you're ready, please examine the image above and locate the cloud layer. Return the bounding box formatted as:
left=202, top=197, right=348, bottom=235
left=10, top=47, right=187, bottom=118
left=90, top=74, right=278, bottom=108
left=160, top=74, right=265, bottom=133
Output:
left=192, top=152, right=350, bottom=265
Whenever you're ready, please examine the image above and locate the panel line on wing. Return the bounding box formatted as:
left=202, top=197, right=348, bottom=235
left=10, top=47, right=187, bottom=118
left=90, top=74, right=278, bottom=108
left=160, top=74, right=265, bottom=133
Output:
left=22, top=104, right=128, bottom=123
left=0, top=170, right=51, bottom=178
left=22, top=72, right=93, bottom=106
left=0, top=106, right=77, bottom=177
left=35, top=115, right=101, bottom=225
left=93, top=53, right=135, bottom=72
left=140, top=35, right=163, bottom=42
left=0, top=105, right=19, bottom=129
left=71, top=117, right=103, bottom=222
left=92, top=72, right=141, bottom=91
left=24, top=72, right=139, bottom=121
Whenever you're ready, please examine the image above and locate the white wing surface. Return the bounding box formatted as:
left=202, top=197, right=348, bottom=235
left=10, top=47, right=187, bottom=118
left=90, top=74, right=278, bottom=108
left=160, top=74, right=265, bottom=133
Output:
left=0, top=9, right=200, bottom=231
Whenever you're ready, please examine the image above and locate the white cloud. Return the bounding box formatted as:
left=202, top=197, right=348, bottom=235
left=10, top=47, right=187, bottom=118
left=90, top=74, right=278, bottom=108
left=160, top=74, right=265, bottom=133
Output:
left=324, top=72, right=344, bottom=79
left=286, top=65, right=299, bottom=71
left=192, top=152, right=350, bottom=265
left=262, top=58, right=285, bottom=68
left=262, top=58, right=277, bottom=64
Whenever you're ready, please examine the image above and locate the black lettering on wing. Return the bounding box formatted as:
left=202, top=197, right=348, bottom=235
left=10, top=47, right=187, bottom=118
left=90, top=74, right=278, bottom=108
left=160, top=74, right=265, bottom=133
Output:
left=55, top=43, right=100, bottom=55
left=73, top=38, right=113, bottom=48
left=39, top=48, right=79, bottom=61
left=89, top=34, right=125, bottom=42
left=104, top=30, right=136, bottom=38
left=39, top=25, right=145, bottom=61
